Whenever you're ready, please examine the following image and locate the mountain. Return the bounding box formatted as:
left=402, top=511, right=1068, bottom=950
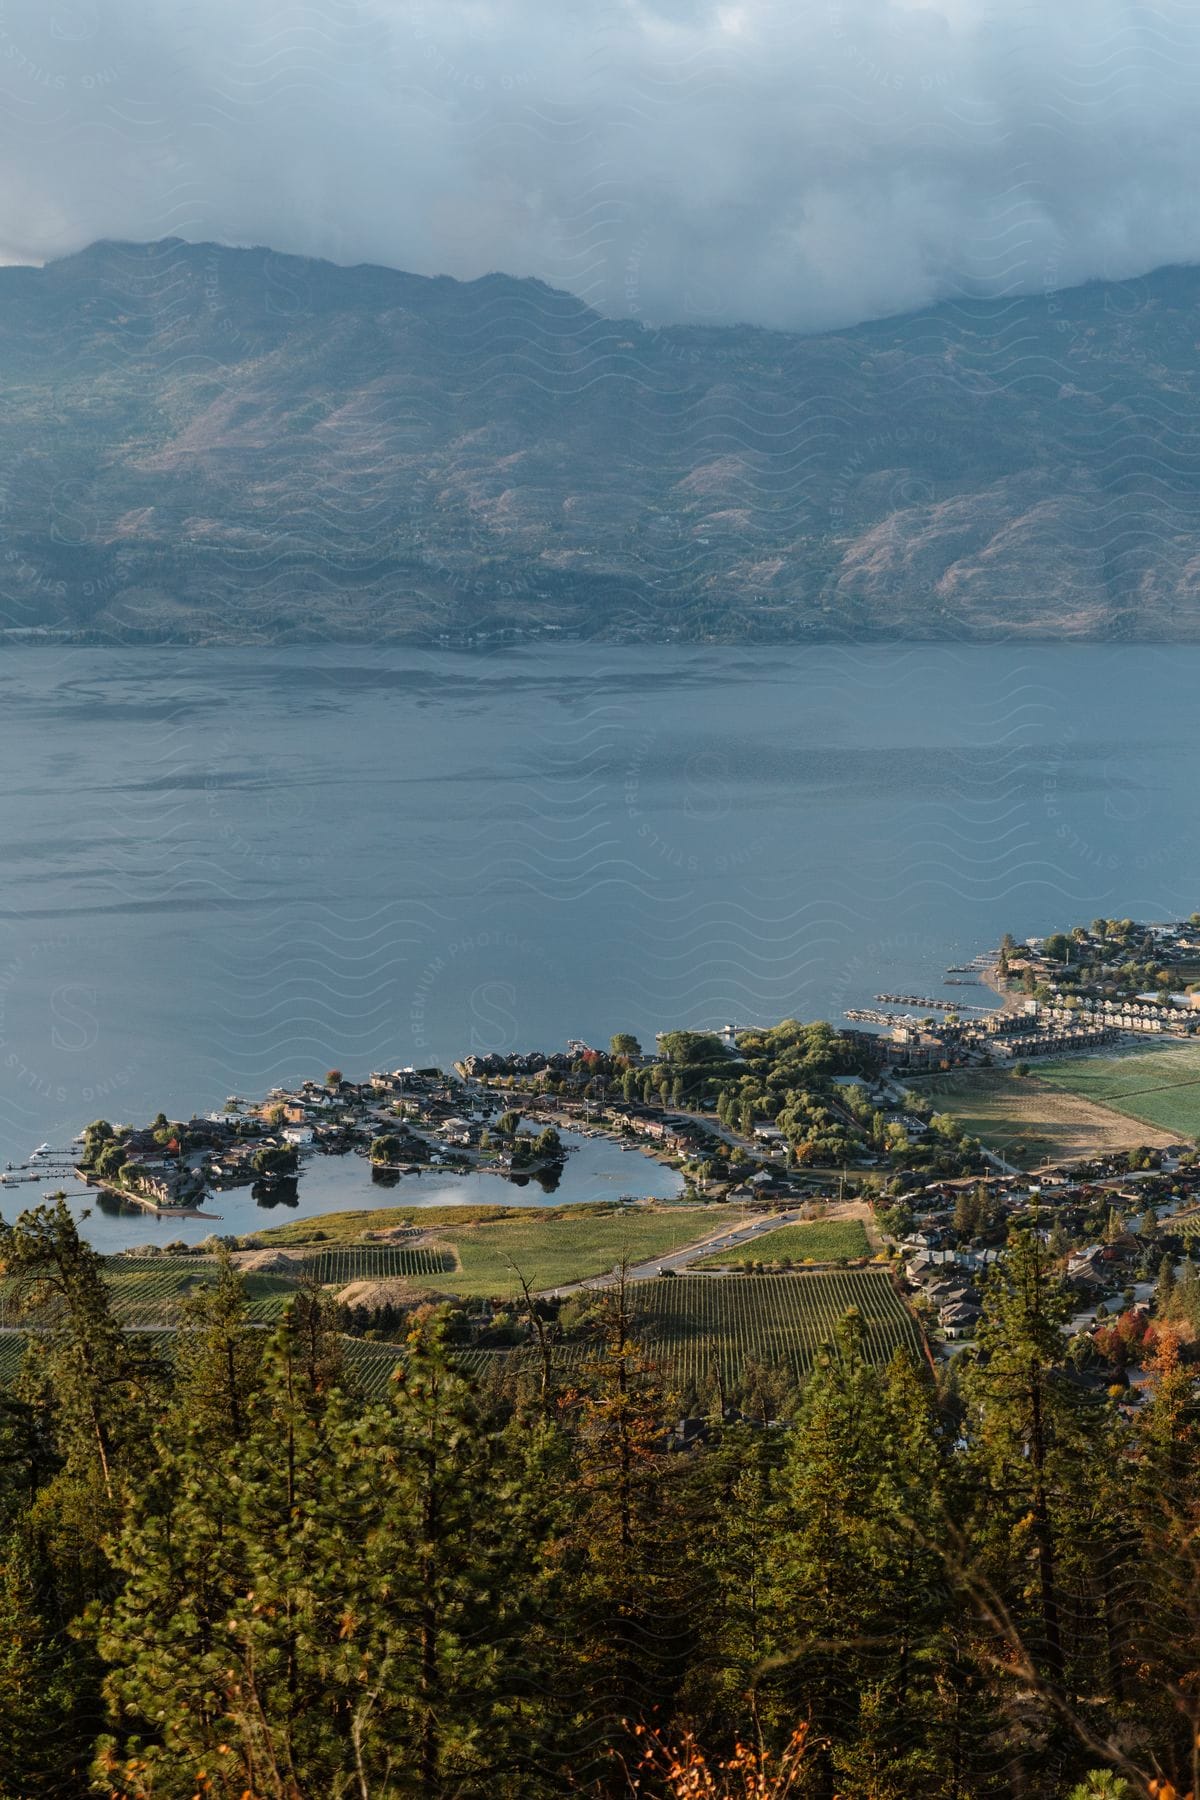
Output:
left=4, top=237, right=1200, bottom=643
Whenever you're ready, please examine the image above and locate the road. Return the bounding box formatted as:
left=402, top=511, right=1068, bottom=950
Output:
left=545, top=1209, right=806, bottom=1297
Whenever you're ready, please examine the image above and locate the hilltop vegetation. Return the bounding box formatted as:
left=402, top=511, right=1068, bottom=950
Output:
left=2, top=1199, right=1199, bottom=1796
left=12, top=239, right=1200, bottom=642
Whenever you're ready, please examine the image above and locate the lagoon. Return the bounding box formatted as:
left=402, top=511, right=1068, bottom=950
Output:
left=70, top=1127, right=686, bottom=1255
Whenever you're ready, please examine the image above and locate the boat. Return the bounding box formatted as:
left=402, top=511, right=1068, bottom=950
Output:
left=29, top=1143, right=49, bottom=1160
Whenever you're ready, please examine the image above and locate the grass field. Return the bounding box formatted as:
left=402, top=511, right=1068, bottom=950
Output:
left=1036, top=1042, right=1200, bottom=1141
left=910, top=1068, right=1178, bottom=1168
left=251, top=1202, right=747, bottom=1297
left=693, top=1218, right=870, bottom=1268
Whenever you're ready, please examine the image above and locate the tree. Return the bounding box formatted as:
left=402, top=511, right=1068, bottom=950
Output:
left=1, top=1201, right=166, bottom=1526
left=757, top=1321, right=958, bottom=1795
left=496, top=1110, right=521, bottom=1138
left=610, top=1033, right=641, bottom=1059
left=964, top=1230, right=1096, bottom=1692
left=1154, top=1252, right=1177, bottom=1316
left=562, top=1272, right=694, bottom=1764
left=1066, top=1778, right=1135, bottom=1800
left=370, top=1132, right=403, bottom=1165
left=174, top=1250, right=264, bottom=1446
left=657, top=1030, right=725, bottom=1066
left=252, top=1143, right=299, bottom=1178
left=0, top=1533, right=92, bottom=1795
left=324, top=1068, right=343, bottom=1087
left=534, top=1126, right=562, bottom=1160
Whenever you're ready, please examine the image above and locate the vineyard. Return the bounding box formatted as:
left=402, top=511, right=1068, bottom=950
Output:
left=628, top=1272, right=924, bottom=1379
left=0, top=1245, right=459, bottom=1330
left=340, top=1271, right=925, bottom=1391
left=294, top=1245, right=456, bottom=1284
left=0, top=1269, right=925, bottom=1391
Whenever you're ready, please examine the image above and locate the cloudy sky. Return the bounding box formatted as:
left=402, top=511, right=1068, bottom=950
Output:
left=2, top=0, right=1199, bottom=331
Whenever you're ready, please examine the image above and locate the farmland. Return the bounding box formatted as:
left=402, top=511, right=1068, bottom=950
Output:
left=343, top=1271, right=924, bottom=1393
left=910, top=1067, right=1177, bottom=1168
left=693, top=1218, right=870, bottom=1269
left=252, top=1202, right=748, bottom=1298
left=0, top=1270, right=925, bottom=1395
left=290, top=1245, right=457, bottom=1284
left=627, top=1272, right=924, bottom=1378
left=1036, top=1042, right=1200, bottom=1141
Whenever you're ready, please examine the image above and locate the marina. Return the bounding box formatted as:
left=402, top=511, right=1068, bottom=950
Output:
left=875, top=994, right=991, bottom=1013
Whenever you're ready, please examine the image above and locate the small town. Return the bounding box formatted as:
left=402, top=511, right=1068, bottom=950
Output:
left=0, top=916, right=1192, bottom=1401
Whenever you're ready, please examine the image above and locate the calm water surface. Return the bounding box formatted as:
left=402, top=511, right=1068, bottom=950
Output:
left=1, top=643, right=1197, bottom=1241
left=62, top=1128, right=684, bottom=1254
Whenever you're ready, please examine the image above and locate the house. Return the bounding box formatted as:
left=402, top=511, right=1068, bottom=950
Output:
left=282, top=1126, right=314, bottom=1147
left=939, top=1300, right=982, bottom=1341
left=1066, top=1245, right=1110, bottom=1286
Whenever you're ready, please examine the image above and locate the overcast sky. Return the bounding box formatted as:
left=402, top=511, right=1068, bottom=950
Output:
left=2, top=0, right=1199, bottom=332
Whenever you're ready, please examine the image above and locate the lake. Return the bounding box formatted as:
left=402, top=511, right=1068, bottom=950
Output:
left=1, top=642, right=1198, bottom=1240
left=53, top=1127, right=685, bottom=1255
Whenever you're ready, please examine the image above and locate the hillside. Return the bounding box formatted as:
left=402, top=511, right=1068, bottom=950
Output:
left=5, top=237, right=1200, bottom=643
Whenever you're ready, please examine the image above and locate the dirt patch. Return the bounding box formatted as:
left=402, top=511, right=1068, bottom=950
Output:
left=335, top=1278, right=445, bottom=1311
left=912, top=1069, right=1177, bottom=1168
left=233, top=1248, right=308, bottom=1273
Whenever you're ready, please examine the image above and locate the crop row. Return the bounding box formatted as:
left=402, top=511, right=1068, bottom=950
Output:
left=627, top=1272, right=923, bottom=1375
left=297, top=1245, right=455, bottom=1284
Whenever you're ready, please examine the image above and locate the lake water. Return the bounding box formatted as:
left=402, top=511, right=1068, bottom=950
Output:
left=2, top=643, right=1198, bottom=1241
left=55, top=1127, right=685, bottom=1254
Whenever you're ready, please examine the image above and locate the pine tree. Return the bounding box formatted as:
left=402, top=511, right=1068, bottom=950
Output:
left=96, top=1307, right=556, bottom=1798
left=756, top=1319, right=960, bottom=1795
left=2, top=1201, right=166, bottom=1604
left=1125, top=1327, right=1200, bottom=1791
left=1154, top=1252, right=1177, bottom=1318
left=560, top=1273, right=695, bottom=1777
left=961, top=1225, right=1116, bottom=1775
left=0, top=1532, right=92, bottom=1795
left=175, top=1247, right=264, bottom=1445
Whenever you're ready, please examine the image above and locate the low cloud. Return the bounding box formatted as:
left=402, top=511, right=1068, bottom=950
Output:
left=1, top=0, right=1199, bottom=330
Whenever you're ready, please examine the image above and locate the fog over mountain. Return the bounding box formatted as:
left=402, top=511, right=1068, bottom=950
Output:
left=3, top=1, right=1200, bottom=332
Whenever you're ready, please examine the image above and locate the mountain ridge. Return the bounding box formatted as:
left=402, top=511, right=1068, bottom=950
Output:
left=4, top=236, right=1200, bottom=643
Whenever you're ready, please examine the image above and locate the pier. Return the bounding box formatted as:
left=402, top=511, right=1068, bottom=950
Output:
left=875, top=994, right=990, bottom=1013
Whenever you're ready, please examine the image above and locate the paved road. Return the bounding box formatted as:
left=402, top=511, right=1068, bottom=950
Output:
left=545, top=1209, right=805, bottom=1297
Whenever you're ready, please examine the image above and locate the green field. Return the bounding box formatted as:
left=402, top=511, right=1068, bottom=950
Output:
left=1036, top=1042, right=1200, bottom=1140
left=251, top=1202, right=747, bottom=1298
left=693, top=1218, right=870, bottom=1269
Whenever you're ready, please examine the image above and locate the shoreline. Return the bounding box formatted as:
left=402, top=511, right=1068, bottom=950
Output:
left=74, top=1169, right=221, bottom=1223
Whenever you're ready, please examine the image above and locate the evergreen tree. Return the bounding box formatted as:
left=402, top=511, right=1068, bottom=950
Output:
left=0, top=1532, right=92, bottom=1795
left=759, top=1320, right=959, bottom=1796
left=1154, top=1251, right=1177, bottom=1318
left=962, top=1226, right=1112, bottom=1769
left=561, top=1274, right=695, bottom=1778
left=175, top=1248, right=264, bottom=1445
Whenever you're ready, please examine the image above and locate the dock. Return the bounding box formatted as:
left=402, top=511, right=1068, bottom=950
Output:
left=875, top=994, right=990, bottom=1013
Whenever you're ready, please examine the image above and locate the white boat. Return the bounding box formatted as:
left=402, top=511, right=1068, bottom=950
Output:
left=30, top=1143, right=50, bottom=1160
